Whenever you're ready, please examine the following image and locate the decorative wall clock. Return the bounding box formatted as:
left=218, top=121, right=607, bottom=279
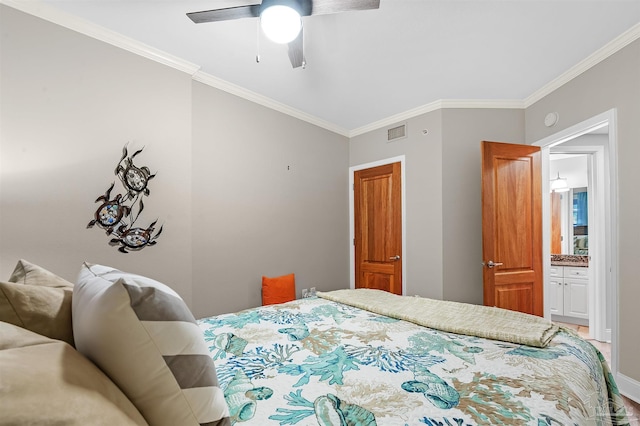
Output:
left=88, top=145, right=163, bottom=253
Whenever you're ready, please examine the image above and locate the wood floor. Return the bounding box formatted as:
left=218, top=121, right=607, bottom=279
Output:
left=558, top=322, right=640, bottom=424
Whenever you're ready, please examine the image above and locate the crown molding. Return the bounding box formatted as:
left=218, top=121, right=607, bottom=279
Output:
left=349, top=100, right=442, bottom=138
left=3, top=0, right=638, bottom=137
left=438, top=99, right=525, bottom=110
left=193, top=71, right=351, bottom=137
left=1, top=0, right=200, bottom=75
left=349, top=99, right=524, bottom=138
left=524, top=21, right=640, bottom=107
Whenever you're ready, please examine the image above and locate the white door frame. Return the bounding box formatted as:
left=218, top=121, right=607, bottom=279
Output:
left=548, top=147, right=605, bottom=339
left=533, top=109, right=618, bottom=374
left=349, top=155, right=407, bottom=295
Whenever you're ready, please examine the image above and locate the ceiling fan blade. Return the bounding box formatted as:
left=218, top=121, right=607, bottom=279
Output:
left=187, top=4, right=261, bottom=24
left=288, top=28, right=305, bottom=68
left=307, top=0, right=380, bottom=16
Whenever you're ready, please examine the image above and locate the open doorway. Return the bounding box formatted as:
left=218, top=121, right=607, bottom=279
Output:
left=534, top=109, right=618, bottom=373
left=548, top=149, right=601, bottom=335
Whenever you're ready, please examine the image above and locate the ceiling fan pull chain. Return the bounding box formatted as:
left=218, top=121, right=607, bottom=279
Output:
left=256, top=19, right=261, bottom=63
left=302, top=23, right=306, bottom=69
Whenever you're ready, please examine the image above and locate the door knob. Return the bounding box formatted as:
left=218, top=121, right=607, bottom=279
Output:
left=483, top=260, right=503, bottom=269
left=389, top=255, right=400, bottom=261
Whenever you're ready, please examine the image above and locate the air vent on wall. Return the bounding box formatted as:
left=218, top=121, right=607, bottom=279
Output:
left=387, top=123, right=407, bottom=142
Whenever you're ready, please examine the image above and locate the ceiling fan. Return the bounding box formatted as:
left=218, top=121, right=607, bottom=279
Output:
left=187, top=0, right=381, bottom=68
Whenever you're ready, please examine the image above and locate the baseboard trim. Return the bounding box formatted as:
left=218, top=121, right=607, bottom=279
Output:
left=551, top=314, right=589, bottom=327
left=617, top=372, right=640, bottom=404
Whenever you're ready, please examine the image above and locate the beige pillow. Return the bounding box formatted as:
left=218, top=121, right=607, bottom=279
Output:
left=73, top=263, right=230, bottom=426
left=8, top=259, right=74, bottom=288
left=0, top=280, right=74, bottom=346
left=0, top=259, right=75, bottom=345
left=0, top=321, right=148, bottom=426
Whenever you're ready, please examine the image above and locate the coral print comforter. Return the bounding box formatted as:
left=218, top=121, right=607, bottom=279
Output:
left=198, top=289, right=628, bottom=425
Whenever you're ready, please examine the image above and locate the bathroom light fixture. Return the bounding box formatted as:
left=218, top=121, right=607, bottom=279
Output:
left=550, top=172, right=569, bottom=193
left=260, top=0, right=302, bottom=44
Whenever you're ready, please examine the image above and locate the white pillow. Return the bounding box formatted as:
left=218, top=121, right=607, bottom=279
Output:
left=73, top=263, right=230, bottom=426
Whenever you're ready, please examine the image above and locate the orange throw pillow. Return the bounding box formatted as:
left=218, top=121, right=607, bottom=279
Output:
left=262, top=273, right=295, bottom=306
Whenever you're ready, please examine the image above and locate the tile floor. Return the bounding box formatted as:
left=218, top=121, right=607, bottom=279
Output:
left=558, top=322, right=640, bottom=424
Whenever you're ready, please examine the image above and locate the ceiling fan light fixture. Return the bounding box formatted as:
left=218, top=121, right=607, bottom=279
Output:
left=260, top=2, right=302, bottom=44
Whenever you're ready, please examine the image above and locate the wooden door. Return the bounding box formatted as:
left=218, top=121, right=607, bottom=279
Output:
left=354, top=162, right=402, bottom=295
left=481, top=141, right=543, bottom=316
left=550, top=192, right=562, bottom=253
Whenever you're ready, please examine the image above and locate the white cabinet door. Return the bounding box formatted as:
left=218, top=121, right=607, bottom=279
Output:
left=564, top=277, right=589, bottom=319
left=548, top=278, right=564, bottom=315
left=549, top=265, right=589, bottom=320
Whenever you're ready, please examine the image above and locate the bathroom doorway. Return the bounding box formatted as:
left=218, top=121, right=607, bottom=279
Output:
left=548, top=151, right=596, bottom=329
left=534, top=109, right=618, bottom=370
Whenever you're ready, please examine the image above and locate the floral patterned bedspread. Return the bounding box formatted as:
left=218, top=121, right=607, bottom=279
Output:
left=198, top=297, right=628, bottom=425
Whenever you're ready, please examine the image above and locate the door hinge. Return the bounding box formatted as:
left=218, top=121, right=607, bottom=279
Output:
left=352, top=183, right=354, bottom=190
left=353, top=238, right=355, bottom=246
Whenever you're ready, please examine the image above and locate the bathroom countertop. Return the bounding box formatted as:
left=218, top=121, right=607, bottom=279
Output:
left=551, top=261, right=589, bottom=267
left=550, top=254, right=589, bottom=267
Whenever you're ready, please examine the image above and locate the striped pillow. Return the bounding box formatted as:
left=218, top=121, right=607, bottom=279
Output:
left=73, top=263, right=230, bottom=426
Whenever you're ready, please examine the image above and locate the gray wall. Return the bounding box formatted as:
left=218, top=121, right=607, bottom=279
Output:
left=191, top=82, right=349, bottom=318
left=525, top=39, right=640, bottom=383
left=0, top=6, right=194, bottom=304
left=0, top=6, right=350, bottom=319
left=441, top=109, right=525, bottom=304
left=349, top=108, right=525, bottom=301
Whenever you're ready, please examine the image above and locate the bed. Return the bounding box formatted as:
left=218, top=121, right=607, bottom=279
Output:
left=199, top=289, right=628, bottom=425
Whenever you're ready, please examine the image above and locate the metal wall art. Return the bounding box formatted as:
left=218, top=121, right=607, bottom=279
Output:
left=88, top=145, right=163, bottom=253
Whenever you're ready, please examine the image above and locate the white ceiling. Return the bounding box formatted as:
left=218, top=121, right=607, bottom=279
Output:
left=13, top=0, right=640, bottom=133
